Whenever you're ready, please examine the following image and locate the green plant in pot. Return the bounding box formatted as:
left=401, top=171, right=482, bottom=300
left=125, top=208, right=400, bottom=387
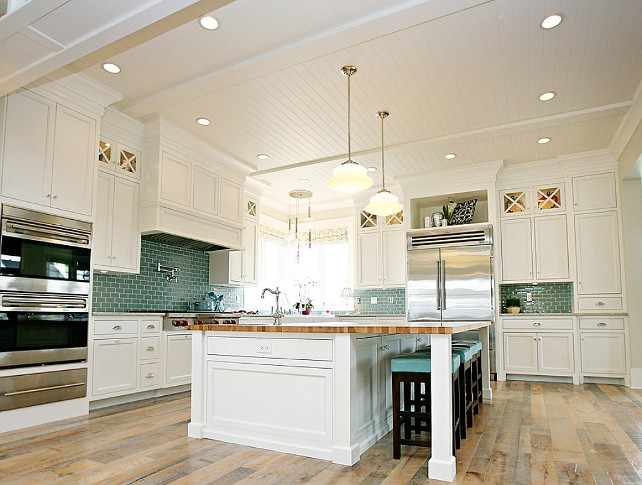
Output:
left=295, top=299, right=314, bottom=315
left=505, top=297, right=521, bottom=314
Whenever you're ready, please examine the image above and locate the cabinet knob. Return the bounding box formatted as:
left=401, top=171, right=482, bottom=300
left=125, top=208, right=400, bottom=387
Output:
left=596, top=301, right=605, bottom=306
left=417, top=338, right=423, bottom=342
left=112, top=325, right=122, bottom=330
left=597, top=322, right=607, bottom=327
left=46, top=194, right=51, bottom=198
left=52, top=195, right=57, bottom=200
left=147, top=324, right=156, bottom=329
left=146, top=346, right=155, bottom=351
left=533, top=322, right=541, bottom=327
left=145, top=373, right=155, bottom=379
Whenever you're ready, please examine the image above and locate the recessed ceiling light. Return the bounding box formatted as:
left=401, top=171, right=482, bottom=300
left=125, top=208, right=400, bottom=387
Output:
left=366, top=166, right=377, bottom=172
left=196, top=118, right=211, bottom=126
left=199, top=16, right=219, bottom=30
left=537, top=137, right=551, bottom=144
left=299, top=178, right=310, bottom=183
left=539, top=91, right=556, bottom=101
left=444, top=153, right=457, bottom=160
left=102, top=63, right=121, bottom=74
left=257, top=154, right=269, bottom=160
left=541, top=14, right=563, bottom=29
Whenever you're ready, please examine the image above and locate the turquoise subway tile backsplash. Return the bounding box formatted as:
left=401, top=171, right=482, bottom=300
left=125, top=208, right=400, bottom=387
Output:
left=499, top=282, right=573, bottom=313
left=353, top=288, right=406, bottom=315
left=92, top=240, right=243, bottom=312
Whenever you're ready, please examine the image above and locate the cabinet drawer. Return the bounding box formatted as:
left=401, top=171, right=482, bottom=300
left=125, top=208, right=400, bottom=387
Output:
left=94, top=319, right=138, bottom=335
left=141, top=319, right=161, bottom=333
left=140, top=336, right=160, bottom=360
left=207, top=336, right=333, bottom=361
left=340, top=317, right=377, bottom=324
left=579, top=317, right=624, bottom=330
left=376, top=317, right=406, bottom=324
left=140, top=362, right=160, bottom=388
left=502, top=318, right=573, bottom=330
left=577, top=297, right=622, bottom=311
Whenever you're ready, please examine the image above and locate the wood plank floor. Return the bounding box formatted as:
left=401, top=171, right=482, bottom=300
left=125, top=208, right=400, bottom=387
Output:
left=1, top=381, right=642, bottom=484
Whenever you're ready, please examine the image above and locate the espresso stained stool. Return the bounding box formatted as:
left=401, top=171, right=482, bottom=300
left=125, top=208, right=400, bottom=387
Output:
left=453, top=340, right=483, bottom=414
left=391, top=351, right=461, bottom=459
left=451, top=345, right=477, bottom=435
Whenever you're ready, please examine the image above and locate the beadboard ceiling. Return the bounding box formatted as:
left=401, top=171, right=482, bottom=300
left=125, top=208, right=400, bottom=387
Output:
left=51, top=0, right=642, bottom=210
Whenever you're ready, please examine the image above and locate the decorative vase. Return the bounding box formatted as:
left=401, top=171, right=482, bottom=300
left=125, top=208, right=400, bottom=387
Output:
left=507, top=306, right=520, bottom=314
left=302, top=307, right=312, bottom=315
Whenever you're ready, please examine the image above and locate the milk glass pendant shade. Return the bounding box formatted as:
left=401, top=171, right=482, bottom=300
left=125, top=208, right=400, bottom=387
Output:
left=365, top=111, right=403, bottom=216
left=327, top=66, right=373, bottom=193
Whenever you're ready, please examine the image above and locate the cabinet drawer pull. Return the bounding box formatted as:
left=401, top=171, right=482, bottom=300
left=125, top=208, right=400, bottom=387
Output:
left=596, top=301, right=605, bottom=306
left=533, top=322, right=541, bottom=327
left=147, top=324, right=156, bottom=329
left=146, top=346, right=155, bottom=351
left=597, top=322, right=607, bottom=327
left=145, top=373, right=155, bottom=379
left=112, top=325, right=122, bottom=330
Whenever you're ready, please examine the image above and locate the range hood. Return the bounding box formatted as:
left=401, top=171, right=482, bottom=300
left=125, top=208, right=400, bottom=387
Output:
left=141, top=232, right=230, bottom=252
left=139, top=203, right=243, bottom=253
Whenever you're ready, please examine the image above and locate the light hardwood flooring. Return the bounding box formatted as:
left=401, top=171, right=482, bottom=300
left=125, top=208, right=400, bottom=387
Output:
left=1, top=381, right=642, bottom=484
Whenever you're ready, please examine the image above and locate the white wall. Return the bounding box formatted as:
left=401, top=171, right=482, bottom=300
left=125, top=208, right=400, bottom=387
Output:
left=621, top=178, right=642, bottom=387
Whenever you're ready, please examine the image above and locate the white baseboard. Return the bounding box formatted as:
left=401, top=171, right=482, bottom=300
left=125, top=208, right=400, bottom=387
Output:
left=630, top=368, right=642, bottom=388
left=89, top=385, right=189, bottom=410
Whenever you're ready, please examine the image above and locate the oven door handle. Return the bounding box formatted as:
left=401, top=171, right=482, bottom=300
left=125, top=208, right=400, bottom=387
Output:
left=2, top=297, right=88, bottom=309
left=4, top=221, right=90, bottom=247
left=4, top=382, right=85, bottom=397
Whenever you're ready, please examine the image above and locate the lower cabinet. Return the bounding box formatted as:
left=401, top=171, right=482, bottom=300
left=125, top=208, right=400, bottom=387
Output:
left=92, top=338, right=138, bottom=396
left=504, top=332, right=574, bottom=375
left=579, top=317, right=627, bottom=378
left=91, top=316, right=192, bottom=401
left=164, top=333, right=192, bottom=387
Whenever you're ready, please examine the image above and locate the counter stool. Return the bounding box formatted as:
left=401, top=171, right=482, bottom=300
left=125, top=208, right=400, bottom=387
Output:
left=391, top=352, right=461, bottom=459
left=451, top=345, right=476, bottom=435
left=453, top=340, right=483, bottom=414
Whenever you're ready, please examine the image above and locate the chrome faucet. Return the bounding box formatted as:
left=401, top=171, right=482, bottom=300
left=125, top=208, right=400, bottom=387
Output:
left=261, top=287, right=283, bottom=324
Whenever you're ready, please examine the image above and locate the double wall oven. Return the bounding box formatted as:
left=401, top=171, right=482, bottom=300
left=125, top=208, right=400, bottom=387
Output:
left=0, top=205, right=91, bottom=411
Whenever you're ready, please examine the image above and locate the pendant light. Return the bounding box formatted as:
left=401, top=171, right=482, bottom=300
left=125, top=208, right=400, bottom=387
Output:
left=365, top=111, right=403, bottom=216
left=327, top=66, right=374, bottom=193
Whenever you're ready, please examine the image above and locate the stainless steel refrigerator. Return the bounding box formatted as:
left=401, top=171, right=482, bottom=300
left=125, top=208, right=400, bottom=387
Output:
left=406, top=223, right=495, bottom=369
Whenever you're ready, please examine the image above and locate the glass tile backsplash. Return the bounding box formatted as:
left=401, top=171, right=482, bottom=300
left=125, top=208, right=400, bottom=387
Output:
left=92, top=240, right=244, bottom=312
left=353, top=288, right=406, bottom=314
left=499, top=282, right=573, bottom=313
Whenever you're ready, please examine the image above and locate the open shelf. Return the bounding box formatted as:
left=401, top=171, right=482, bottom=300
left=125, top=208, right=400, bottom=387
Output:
left=409, top=190, right=489, bottom=230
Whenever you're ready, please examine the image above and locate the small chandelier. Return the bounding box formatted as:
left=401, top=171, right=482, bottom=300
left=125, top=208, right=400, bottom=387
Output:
left=365, top=111, right=403, bottom=216
left=288, top=189, right=313, bottom=263
left=327, top=66, right=374, bottom=193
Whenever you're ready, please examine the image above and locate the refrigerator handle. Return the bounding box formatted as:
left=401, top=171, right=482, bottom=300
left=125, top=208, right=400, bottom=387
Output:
left=435, top=261, right=441, bottom=310
left=440, top=260, right=446, bottom=310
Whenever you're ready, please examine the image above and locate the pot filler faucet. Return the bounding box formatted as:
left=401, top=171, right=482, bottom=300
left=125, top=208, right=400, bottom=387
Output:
left=261, top=287, right=283, bottom=324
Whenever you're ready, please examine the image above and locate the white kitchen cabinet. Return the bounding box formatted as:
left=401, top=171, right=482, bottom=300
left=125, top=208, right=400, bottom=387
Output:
left=98, top=139, right=140, bottom=180
left=580, top=333, right=626, bottom=376
left=90, top=316, right=163, bottom=401
left=572, top=172, right=617, bottom=211
left=209, top=221, right=257, bottom=285
left=94, top=172, right=140, bottom=273
left=500, top=214, right=569, bottom=282
left=160, top=152, right=192, bottom=207
left=92, top=338, right=138, bottom=396
left=355, top=207, right=405, bottom=288
left=575, top=211, right=622, bottom=296
left=219, top=177, right=243, bottom=224
left=500, top=218, right=533, bottom=281
left=503, top=332, right=574, bottom=376
left=1, top=91, right=96, bottom=217
left=164, top=333, right=192, bottom=387
left=193, top=166, right=218, bottom=215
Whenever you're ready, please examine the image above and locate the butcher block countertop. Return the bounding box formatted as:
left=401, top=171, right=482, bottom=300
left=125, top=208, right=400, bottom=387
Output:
left=187, top=320, right=491, bottom=334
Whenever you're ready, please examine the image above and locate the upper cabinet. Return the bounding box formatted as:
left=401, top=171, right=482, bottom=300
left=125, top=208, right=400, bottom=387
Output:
left=1, top=91, right=97, bottom=218
left=98, top=139, right=140, bottom=180
left=355, top=207, right=405, bottom=288
left=572, top=172, right=617, bottom=211
left=499, top=183, right=570, bottom=283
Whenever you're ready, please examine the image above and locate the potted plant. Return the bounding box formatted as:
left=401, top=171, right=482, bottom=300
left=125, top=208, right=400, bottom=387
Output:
left=294, top=299, right=314, bottom=315
left=505, top=297, right=521, bottom=314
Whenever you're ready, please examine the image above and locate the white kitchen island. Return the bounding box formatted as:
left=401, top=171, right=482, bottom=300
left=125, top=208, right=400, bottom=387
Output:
left=187, top=321, right=491, bottom=483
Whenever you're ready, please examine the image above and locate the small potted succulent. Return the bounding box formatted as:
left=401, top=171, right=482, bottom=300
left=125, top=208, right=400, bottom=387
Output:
left=505, top=297, right=521, bottom=314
